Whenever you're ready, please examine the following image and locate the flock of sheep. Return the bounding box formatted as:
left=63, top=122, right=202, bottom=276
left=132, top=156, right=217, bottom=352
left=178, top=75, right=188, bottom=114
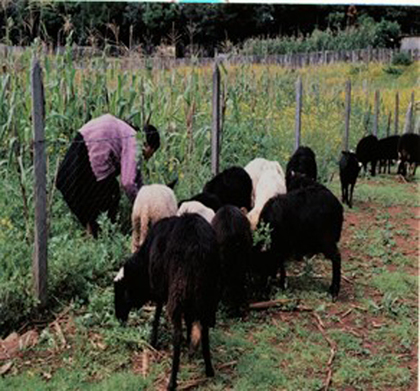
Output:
left=339, top=132, right=420, bottom=208
left=113, top=131, right=418, bottom=390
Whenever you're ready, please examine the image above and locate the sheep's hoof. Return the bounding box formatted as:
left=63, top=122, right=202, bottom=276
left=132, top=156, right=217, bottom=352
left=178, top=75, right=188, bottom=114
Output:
left=329, top=286, right=339, bottom=302
left=150, top=337, right=158, bottom=349
left=206, top=367, right=215, bottom=378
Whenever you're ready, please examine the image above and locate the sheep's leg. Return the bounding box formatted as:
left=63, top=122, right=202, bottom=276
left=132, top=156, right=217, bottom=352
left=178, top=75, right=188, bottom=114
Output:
left=150, top=302, right=163, bottom=348
left=325, top=246, right=341, bottom=301
left=201, top=325, right=214, bottom=378
left=344, top=184, right=349, bottom=206
left=371, top=160, right=377, bottom=177
left=86, top=221, right=99, bottom=239
left=168, top=317, right=182, bottom=391
left=279, top=259, right=287, bottom=291
left=341, top=182, right=345, bottom=204
left=185, top=318, right=192, bottom=348
left=349, top=183, right=355, bottom=208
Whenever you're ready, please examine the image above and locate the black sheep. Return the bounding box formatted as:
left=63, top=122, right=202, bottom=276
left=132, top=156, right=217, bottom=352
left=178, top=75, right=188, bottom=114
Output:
left=377, top=135, right=400, bottom=174
left=203, top=166, right=253, bottom=212
left=256, top=181, right=343, bottom=300
left=285, top=146, right=318, bottom=191
left=397, top=133, right=420, bottom=177
left=339, top=151, right=360, bottom=208
left=114, top=214, right=220, bottom=391
left=356, top=135, right=379, bottom=176
left=179, top=191, right=222, bottom=213
left=212, top=205, right=252, bottom=316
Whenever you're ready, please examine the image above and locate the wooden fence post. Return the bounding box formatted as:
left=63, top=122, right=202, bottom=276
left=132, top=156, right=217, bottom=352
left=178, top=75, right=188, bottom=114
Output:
left=410, top=91, right=415, bottom=132
left=211, top=62, right=221, bottom=175
left=295, top=76, right=302, bottom=151
left=343, top=79, right=351, bottom=151
left=373, top=90, right=380, bottom=136
left=386, top=112, right=391, bottom=137
left=403, top=100, right=413, bottom=134
left=31, top=57, right=48, bottom=307
left=394, top=92, right=399, bottom=135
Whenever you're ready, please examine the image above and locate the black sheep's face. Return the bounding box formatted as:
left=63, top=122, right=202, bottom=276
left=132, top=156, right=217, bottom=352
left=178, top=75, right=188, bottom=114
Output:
left=114, top=268, right=131, bottom=323
left=114, top=266, right=149, bottom=324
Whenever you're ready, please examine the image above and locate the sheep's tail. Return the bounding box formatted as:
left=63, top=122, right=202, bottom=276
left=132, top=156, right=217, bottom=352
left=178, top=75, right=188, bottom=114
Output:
left=191, top=322, right=202, bottom=348
left=131, top=213, right=143, bottom=253
left=139, top=212, right=150, bottom=247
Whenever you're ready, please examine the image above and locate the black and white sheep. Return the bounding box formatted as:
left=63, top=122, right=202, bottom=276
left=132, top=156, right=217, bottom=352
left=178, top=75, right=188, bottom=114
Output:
left=377, top=135, right=400, bottom=174
left=114, top=214, right=220, bottom=391
left=244, top=158, right=285, bottom=208
left=339, top=151, right=360, bottom=208
left=177, top=201, right=215, bottom=223
left=247, top=169, right=286, bottom=230
left=256, top=180, right=343, bottom=299
left=285, top=146, right=318, bottom=191
left=356, top=135, right=379, bottom=176
left=212, top=205, right=253, bottom=316
left=131, top=184, right=178, bottom=253
left=203, top=166, right=253, bottom=212
left=397, top=133, right=420, bottom=177
left=179, top=192, right=222, bottom=213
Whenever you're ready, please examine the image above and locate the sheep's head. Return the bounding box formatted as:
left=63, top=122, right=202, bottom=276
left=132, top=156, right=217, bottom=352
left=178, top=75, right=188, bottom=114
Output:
left=114, top=267, right=131, bottom=323
left=114, top=251, right=150, bottom=324
left=247, top=208, right=260, bottom=231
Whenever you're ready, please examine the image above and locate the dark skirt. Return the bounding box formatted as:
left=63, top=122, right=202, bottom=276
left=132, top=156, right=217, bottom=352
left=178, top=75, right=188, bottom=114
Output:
left=56, top=133, right=120, bottom=229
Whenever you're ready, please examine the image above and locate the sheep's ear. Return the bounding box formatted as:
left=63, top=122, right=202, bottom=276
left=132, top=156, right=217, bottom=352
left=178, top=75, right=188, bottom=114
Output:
left=358, top=162, right=363, bottom=168
left=114, top=267, right=124, bottom=282
left=240, top=207, right=248, bottom=215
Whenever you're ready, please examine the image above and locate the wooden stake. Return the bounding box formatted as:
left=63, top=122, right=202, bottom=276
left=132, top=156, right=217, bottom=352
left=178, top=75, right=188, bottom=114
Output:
left=31, top=57, right=48, bottom=308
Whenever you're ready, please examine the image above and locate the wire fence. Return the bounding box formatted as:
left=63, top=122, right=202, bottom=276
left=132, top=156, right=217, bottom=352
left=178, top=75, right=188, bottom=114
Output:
left=2, top=43, right=419, bottom=70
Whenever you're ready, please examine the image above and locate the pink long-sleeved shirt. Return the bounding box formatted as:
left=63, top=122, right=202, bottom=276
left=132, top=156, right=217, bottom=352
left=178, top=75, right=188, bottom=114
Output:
left=79, top=114, right=142, bottom=201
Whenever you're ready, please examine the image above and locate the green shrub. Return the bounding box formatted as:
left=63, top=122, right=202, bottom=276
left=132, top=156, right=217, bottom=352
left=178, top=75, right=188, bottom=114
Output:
left=239, top=17, right=401, bottom=56
left=383, top=65, right=404, bottom=76
left=391, top=52, right=413, bottom=66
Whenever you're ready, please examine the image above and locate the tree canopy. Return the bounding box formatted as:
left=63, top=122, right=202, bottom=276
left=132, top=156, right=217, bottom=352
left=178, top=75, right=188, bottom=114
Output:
left=0, top=2, right=418, bottom=56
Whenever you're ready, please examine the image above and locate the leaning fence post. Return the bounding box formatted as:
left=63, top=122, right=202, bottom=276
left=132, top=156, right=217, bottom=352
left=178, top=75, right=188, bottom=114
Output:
left=373, top=90, right=380, bottom=136
left=211, top=61, right=221, bottom=175
left=295, top=76, right=302, bottom=151
left=394, top=92, right=399, bottom=135
left=343, top=79, right=351, bottom=151
left=31, top=57, right=48, bottom=308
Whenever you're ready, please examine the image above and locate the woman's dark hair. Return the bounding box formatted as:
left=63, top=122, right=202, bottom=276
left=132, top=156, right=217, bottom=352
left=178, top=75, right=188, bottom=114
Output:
left=143, top=124, right=160, bottom=151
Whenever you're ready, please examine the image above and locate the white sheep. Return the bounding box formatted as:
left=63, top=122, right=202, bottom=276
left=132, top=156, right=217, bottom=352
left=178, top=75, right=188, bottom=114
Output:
left=247, top=169, right=286, bottom=230
left=245, top=158, right=285, bottom=208
left=177, top=201, right=215, bottom=224
left=131, top=184, right=178, bottom=253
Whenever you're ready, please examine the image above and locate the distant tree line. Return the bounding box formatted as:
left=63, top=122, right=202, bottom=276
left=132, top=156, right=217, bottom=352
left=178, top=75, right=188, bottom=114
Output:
left=0, top=2, right=419, bottom=57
